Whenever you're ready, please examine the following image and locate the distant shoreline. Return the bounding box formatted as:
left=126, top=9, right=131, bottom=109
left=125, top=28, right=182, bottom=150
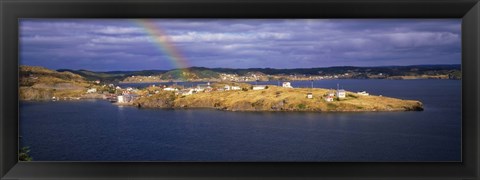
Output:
left=119, top=78, right=460, bottom=84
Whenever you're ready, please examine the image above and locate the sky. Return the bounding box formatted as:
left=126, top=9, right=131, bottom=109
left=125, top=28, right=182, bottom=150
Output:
left=20, top=19, right=461, bottom=71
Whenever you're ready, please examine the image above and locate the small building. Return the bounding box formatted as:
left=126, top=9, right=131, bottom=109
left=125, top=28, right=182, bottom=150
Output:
left=306, top=93, right=313, bottom=99
left=325, top=96, right=334, bottom=102
left=282, top=82, right=293, bottom=88
left=179, top=89, right=195, bottom=96
left=328, top=90, right=335, bottom=97
left=163, top=87, right=177, bottom=91
left=336, top=89, right=346, bottom=98
left=231, top=86, right=241, bottom=90
left=117, top=94, right=137, bottom=103
left=117, top=95, right=125, bottom=103
left=252, top=85, right=267, bottom=90
left=196, top=84, right=211, bottom=92
left=94, top=80, right=101, bottom=84
left=224, top=85, right=231, bottom=91
left=86, top=88, right=97, bottom=93
left=357, top=91, right=369, bottom=96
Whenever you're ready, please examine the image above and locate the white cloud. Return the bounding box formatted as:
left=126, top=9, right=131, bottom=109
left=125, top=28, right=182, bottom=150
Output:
left=90, top=36, right=151, bottom=43
left=169, top=32, right=291, bottom=42
left=373, top=32, right=460, bottom=47
left=21, top=35, right=87, bottom=43
left=94, top=26, right=143, bottom=34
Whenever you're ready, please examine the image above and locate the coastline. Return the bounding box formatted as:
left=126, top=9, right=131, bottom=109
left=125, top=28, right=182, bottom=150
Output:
left=120, top=77, right=460, bottom=84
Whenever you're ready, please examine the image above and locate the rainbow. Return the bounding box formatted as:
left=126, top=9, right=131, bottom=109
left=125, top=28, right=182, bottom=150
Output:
left=134, top=19, right=190, bottom=79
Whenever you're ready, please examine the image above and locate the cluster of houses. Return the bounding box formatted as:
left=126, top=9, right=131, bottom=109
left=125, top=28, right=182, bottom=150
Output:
left=102, top=80, right=371, bottom=105
left=160, top=83, right=244, bottom=96
left=101, top=85, right=140, bottom=104
left=320, top=88, right=369, bottom=102
left=322, top=90, right=337, bottom=102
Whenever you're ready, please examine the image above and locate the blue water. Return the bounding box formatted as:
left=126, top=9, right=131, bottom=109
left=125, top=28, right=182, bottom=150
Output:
left=20, top=79, right=461, bottom=161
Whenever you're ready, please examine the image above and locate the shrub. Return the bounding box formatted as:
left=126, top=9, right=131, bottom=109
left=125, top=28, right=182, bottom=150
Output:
left=327, top=103, right=337, bottom=110
left=297, top=103, right=306, bottom=109
left=347, top=94, right=358, bottom=98
left=19, top=146, right=32, bottom=161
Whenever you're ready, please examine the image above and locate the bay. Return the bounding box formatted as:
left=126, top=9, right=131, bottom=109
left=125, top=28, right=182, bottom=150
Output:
left=20, top=79, right=461, bottom=161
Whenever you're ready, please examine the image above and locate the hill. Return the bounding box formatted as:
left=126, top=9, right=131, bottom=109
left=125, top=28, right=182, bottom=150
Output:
left=121, top=68, right=221, bottom=83
left=59, top=64, right=461, bottom=83
left=20, top=66, right=99, bottom=100
left=57, top=69, right=168, bottom=82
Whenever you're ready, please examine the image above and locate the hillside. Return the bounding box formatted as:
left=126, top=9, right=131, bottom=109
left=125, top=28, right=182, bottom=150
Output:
left=202, top=64, right=461, bottom=79
left=20, top=66, right=99, bottom=100
left=57, top=69, right=168, bottom=82
left=121, top=68, right=221, bottom=83
left=133, top=85, right=423, bottom=112
left=61, top=64, right=461, bottom=83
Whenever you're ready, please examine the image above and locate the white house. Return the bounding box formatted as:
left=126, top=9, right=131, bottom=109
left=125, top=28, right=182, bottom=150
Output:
left=325, top=96, right=334, bottom=102
left=357, top=91, right=369, bottom=96
left=231, top=86, right=241, bottom=90
left=179, top=89, right=195, bottom=96
left=117, top=94, right=137, bottom=103
left=337, top=89, right=346, bottom=98
left=224, top=85, right=231, bottom=91
left=117, top=95, right=125, bottom=103
left=86, top=88, right=97, bottom=93
left=163, top=87, right=177, bottom=91
left=252, top=85, right=267, bottom=90
left=328, top=90, right=335, bottom=97
left=282, top=82, right=293, bottom=88
left=306, top=93, right=313, bottom=99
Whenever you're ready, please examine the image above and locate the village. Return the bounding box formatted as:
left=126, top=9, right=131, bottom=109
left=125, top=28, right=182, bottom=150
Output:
left=122, top=71, right=374, bottom=83
left=87, top=80, right=372, bottom=105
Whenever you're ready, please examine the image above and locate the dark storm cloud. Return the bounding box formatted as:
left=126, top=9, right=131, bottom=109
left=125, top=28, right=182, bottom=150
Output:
left=20, top=19, right=461, bottom=71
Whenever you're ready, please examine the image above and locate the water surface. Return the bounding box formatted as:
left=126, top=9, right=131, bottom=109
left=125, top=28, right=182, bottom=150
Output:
left=20, top=79, right=461, bottom=161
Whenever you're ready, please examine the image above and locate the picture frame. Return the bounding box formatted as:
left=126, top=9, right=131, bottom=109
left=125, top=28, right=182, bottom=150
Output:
left=1, top=0, right=479, bottom=179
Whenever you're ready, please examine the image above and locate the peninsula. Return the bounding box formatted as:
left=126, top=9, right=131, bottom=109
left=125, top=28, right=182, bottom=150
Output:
left=131, top=83, right=423, bottom=112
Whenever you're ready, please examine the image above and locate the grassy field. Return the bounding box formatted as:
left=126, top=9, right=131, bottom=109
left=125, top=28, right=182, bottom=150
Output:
left=136, top=85, right=423, bottom=112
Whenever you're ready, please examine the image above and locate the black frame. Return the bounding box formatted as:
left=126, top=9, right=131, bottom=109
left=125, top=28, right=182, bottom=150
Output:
left=1, top=0, right=479, bottom=179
